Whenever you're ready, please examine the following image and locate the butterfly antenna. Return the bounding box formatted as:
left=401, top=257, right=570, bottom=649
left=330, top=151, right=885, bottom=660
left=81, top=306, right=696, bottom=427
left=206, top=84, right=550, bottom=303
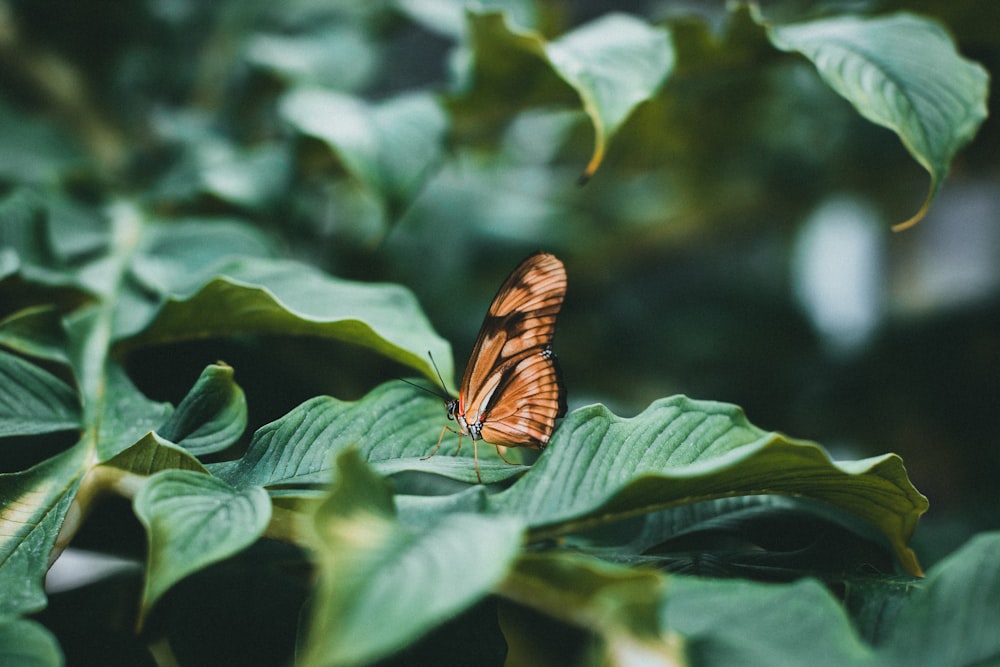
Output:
left=427, top=350, right=451, bottom=396
left=397, top=377, right=447, bottom=399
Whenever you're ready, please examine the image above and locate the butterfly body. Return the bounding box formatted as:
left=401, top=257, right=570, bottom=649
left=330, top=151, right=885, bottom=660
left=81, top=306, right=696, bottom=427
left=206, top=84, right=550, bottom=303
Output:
left=436, top=252, right=567, bottom=481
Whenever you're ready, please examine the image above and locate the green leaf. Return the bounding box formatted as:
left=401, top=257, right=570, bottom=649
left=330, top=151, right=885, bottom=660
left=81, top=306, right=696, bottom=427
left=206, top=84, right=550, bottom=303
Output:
left=492, top=396, right=927, bottom=575
left=157, top=363, right=247, bottom=456
left=280, top=89, right=448, bottom=218
left=882, top=531, right=1000, bottom=665
left=0, top=307, right=72, bottom=367
left=765, top=12, right=989, bottom=230
left=0, top=349, right=80, bottom=438
left=0, top=618, right=64, bottom=667
left=133, top=470, right=271, bottom=627
left=300, top=449, right=524, bottom=667
left=208, top=382, right=519, bottom=489
left=465, top=11, right=674, bottom=180
left=93, top=364, right=173, bottom=463
left=101, top=432, right=208, bottom=477
left=663, top=575, right=874, bottom=665
left=116, top=258, right=453, bottom=385
left=544, top=13, right=675, bottom=181
left=0, top=445, right=88, bottom=618
left=499, top=552, right=681, bottom=664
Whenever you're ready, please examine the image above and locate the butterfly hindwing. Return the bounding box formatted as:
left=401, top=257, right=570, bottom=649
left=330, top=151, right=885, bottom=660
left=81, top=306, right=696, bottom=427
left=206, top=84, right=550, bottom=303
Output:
left=476, top=346, right=566, bottom=448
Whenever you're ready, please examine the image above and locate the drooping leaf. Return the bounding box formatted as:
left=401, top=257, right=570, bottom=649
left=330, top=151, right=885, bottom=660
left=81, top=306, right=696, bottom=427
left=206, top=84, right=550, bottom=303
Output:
left=491, top=396, right=927, bottom=575
left=299, top=449, right=524, bottom=667
left=765, top=12, right=989, bottom=230
left=100, top=432, right=208, bottom=477
left=115, top=258, right=453, bottom=385
left=157, top=363, right=247, bottom=456
left=0, top=618, right=64, bottom=667
left=464, top=11, right=674, bottom=180
left=133, top=470, right=271, bottom=627
left=0, top=349, right=80, bottom=438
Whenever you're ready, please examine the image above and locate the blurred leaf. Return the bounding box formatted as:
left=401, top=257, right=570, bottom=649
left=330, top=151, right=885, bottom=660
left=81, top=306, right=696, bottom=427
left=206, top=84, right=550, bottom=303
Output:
left=0, top=349, right=80, bottom=437
left=0, top=618, right=64, bottom=666
left=208, top=381, right=521, bottom=488
left=881, top=531, right=1000, bottom=664
left=464, top=11, right=674, bottom=180
left=157, top=363, right=247, bottom=456
left=155, top=141, right=291, bottom=210
left=500, top=551, right=681, bottom=664
left=117, top=260, right=453, bottom=388
left=280, top=89, right=448, bottom=218
left=0, top=103, right=87, bottom=186
left=492, top=396, right=928, bottom=575
left=133, top=470, right=271, bottom=627
left=544, top=13, right=675, bottom=181
left=765, top=12, right=989, bottom=230
left=299, top=449, right=524, bottom=667
left=662, top=575, right=874, bottom=664
left=245, top=25, right=379, bottom=90
left=0, top=307, right=72, bottom=367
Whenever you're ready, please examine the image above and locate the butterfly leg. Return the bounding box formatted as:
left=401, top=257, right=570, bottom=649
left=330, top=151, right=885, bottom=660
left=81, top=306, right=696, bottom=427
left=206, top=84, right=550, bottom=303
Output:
left=422, top=425, right=462, bottom=461
left=493, top=445, right=518, bottom=465
left=473, top=438, right=483, bottom=484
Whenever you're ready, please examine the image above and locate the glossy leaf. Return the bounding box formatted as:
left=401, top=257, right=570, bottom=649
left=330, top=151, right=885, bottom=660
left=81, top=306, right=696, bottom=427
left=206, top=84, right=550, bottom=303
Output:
left=0, top=349, right=80, bottom=437
left=0, top=445, right=88, bottom=618
left=766, top=12, right=989, bottom=230
left=491, top=396, right=928, bottom=575
left=117, top=258, right=453, bottom=385
left=299, top=449, right=524, bottom=667
left=134, top=470, right=271, bottom=627
left=157, top=363, right=247, bottom=456
left=208, top=381, right=521, bottom=488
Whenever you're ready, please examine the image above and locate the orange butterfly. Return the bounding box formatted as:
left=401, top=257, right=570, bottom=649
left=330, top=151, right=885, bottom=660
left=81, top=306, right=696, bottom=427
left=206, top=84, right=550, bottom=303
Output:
left=427, top=252, right=567, bottom=482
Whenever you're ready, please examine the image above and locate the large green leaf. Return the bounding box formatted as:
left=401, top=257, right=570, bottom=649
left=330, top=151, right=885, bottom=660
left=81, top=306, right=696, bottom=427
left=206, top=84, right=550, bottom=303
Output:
left=116, top=258, right=453, bottom=385
left=491, top=396, right=927, bottom=575
left=0, top=349, right=80, bottom=438
left=765, top=12, right=989, bottom=230
left=208, top=381, right=522, bottom=488
left=299, top=449, right=524, bottom=667
left=133, top=470, right=271, bottom=627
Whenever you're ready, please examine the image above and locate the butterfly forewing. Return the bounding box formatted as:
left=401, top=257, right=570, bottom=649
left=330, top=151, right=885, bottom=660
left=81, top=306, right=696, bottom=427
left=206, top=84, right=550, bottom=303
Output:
left=460, top=253, right=567, bottom=401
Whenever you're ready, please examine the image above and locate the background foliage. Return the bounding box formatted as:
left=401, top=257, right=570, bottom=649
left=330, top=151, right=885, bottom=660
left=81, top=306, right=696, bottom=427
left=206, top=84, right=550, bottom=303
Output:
left=0, top=0, right=997, bottom=665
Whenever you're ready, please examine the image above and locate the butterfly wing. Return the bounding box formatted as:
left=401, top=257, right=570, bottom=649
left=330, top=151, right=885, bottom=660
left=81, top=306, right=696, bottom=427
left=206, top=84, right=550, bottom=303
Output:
left=458, top=252, right=567, bottom=448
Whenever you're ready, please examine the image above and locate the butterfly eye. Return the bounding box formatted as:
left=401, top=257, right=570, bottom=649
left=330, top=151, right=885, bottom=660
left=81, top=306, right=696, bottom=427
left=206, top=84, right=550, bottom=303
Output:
left=445, top=399, right=458, bottom=420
